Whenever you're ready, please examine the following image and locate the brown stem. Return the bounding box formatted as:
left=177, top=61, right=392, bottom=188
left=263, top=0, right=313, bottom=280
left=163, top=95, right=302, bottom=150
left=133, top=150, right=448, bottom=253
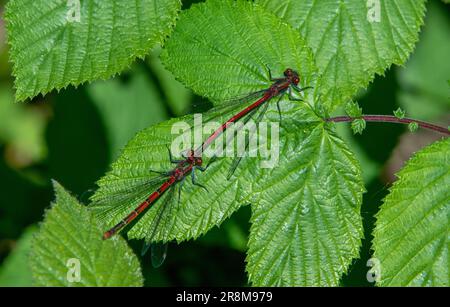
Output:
left=325, top=115, right=450, bottom=136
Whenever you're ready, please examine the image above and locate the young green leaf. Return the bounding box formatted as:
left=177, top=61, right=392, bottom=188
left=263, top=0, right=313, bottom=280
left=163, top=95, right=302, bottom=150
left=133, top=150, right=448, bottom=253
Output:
left=373, top=138, right=449, bottom=286
left=351, top=118, right=366, bottom=135
left=247, top=125, right=364, bottom=286
left=257, top=0, right=426, bottom=110
left=345, top=101, right=363, bottom=118
left=393, top=107, right=405, bottom=119
left=5, top=0, right=180, bottom=101
left=408, top=121, right=419, bottom=132
left=30, top=181, right=143, bottom=286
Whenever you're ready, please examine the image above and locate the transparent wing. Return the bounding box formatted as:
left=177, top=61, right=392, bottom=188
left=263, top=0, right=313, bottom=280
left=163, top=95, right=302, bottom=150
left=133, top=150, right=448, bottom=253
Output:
left=150, top=243, right=168, bottom=268
left=202, top=90, right=266, bottom=123
left=141, top=181, right=184, bottom=267
left=227, top=101, right=270, bottom=179
left=219, top=89, right=266, bottom=107
left=90, top=174, right=169, bottom=222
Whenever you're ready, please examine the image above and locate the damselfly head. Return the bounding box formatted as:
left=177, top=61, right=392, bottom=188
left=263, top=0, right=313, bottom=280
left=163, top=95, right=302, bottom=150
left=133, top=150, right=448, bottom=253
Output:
left=284, top=68, right=300, bottom=85
left=184, top=149, right=195, bottom=161
left=184, top=149, right=202, bottom=166
left=103, top=230, right=113, bottom=240
left=284, top=68, right=293, bottom=76
left=194, top=157, right=203, bottom=166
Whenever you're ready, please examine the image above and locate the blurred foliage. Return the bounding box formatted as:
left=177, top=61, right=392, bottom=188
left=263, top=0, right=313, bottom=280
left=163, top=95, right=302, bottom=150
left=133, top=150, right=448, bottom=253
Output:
left=0, top=0, right=448, bottom=286
left=0, top=87, right=47, bottom=166
left=87, top=65, right=169, bottom=160
left=0, top=226, right=34, bottom=286
left=397, top=2, right=450, bottom=121
left=46, top=87, right=109, bottom=196
left=147, top=48, right=193, bottom=117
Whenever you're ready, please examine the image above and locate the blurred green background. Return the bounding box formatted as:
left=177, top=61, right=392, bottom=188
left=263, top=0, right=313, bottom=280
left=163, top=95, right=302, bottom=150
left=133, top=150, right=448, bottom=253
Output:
left=0, top=0, right=448, bottom=286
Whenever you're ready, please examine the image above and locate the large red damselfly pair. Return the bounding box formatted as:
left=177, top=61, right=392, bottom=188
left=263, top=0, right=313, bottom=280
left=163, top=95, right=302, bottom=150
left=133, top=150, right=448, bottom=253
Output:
left=98, top=68, right=312, bottom=267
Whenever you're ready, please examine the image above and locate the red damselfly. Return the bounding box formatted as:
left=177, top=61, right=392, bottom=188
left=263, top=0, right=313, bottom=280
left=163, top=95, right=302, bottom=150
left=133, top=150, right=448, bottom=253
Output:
left=194, top=68, right=312, bottom=177
left=99, top=147, right=210, bottom=267
left=102, top=150, right=205, bottom=240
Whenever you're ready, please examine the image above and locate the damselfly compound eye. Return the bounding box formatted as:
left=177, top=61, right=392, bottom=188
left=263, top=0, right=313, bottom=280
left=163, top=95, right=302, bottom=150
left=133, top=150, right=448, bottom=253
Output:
left=284, top=68, right=293, bottom=76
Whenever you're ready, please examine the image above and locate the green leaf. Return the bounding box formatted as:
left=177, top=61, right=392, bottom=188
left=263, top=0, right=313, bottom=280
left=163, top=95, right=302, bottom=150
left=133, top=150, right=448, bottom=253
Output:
left=247, top=125, right=364, bottom=286
left=408, top=121, right=418, bottom=132
left=87, top=66, right=169, bottom=159
left=393, top=107, right=405, bottom=119
left=257, top=0, right=427, bottom=110
left=161, top=0, right=318, bottom=106
left=0, top=226, right=36, bottom=286
left=373, top=138, right=450, bottom=286
left=5, top=0, right=180, bottom=101
left=30, top=181, right=143, bottom=286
